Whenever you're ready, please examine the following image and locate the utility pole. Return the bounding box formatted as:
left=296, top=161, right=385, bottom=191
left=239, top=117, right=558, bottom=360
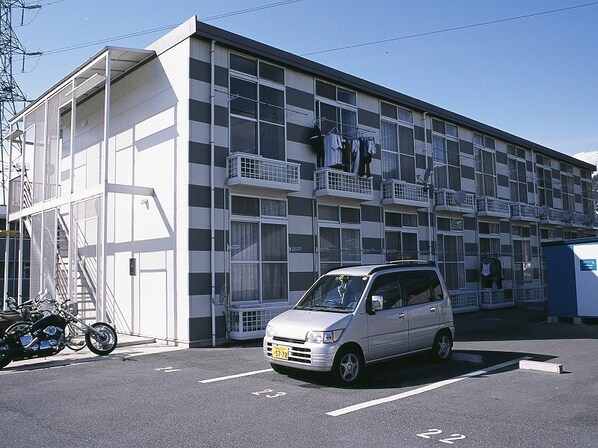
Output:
left=0, top=0, right=41, bottom=205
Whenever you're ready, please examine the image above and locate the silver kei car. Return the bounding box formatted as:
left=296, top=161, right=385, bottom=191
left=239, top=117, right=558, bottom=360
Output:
left=263, top=260, right=454, bottom=385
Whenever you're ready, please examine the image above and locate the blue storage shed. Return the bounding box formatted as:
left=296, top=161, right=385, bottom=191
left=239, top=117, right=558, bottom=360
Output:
left=542, top=238, right=598, bottom=319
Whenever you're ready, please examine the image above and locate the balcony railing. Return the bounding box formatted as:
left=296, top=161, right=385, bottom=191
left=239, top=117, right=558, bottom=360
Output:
left=514, top=285, right=545, bottom=304
left=227, top=153, right=301, bottom=192
left=450, top=290, right=479, bottom=314
left=228, top=304, right=291, bottom=340
left=434, top=188, right=475, bottom=213
left=510, top=203, right=538, bottom=222
left=480, top=288, right=514, bottom=309
left=476, top=196, right=511, bottom=218
left=314, top=168, right=373, bottom=201
left=381, top=180, right=429, bottom=208
left=538, top=206, right=563, bottom=225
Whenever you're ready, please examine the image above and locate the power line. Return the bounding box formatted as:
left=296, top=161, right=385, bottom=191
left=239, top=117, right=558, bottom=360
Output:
left=36, top=0, right=304, bottom=57
left=300, top=1, right=598, bottom=56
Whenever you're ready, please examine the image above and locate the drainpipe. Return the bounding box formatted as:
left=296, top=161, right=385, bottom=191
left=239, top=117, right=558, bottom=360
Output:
left=423, top=112, right=433, bottom=260
left=210, top=40, right=216, bottom=347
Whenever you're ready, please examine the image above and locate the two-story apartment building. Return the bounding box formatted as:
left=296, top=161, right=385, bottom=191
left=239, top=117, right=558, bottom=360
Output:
left=4, top=17, right=596, bottom=347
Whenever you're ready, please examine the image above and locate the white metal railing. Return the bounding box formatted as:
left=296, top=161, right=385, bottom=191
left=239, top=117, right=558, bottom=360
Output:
left=538, top=206, right=563, bottom=224
left=514, top=285, right=546, bottom=304
left=228, top=304, right=291, bottom=340
left=381, top=180, right=429, bottom=207
left=480, top=288, right=515, bottom=309
left=510, top=203, right=538, bottom=221
left=476, top=196, right=510, bottom=217
left=314, top=168, right=373, bottom=201
left=434, top=189, right=475, bottom=212
left=450, top=290, right=479, bottom=314
left=227, top=153, right=301, bottom=191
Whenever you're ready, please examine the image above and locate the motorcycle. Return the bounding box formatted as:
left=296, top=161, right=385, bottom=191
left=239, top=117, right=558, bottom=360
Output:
left=0, top=291, right=118, bottom=369
left=0, top=293, right=45, bottom=337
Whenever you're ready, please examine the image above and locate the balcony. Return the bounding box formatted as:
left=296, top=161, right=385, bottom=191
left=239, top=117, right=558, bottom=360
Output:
left=538, top=206, right=563, bottom=225
left=566, top=211, right=597, bottom=228
left=381, top=180, right=429, bottom=208
left=510, top=203, right=539, bottom=222
left=433, top=188, right=475, bottom=213
left=228, top=304, right=291, bottom=340
left=476, top=196, right=511, bottom=218
left=227, top=153, right=301, bottom=192
left=314, top=168, right=373, bottom=201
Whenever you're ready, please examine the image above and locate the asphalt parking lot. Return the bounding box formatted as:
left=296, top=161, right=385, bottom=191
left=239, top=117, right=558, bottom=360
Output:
left=1, top=306, right=597, bottom=448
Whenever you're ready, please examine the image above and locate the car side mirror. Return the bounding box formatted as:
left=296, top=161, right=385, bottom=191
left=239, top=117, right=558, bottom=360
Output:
left=370, top=295, right=383, bottom=314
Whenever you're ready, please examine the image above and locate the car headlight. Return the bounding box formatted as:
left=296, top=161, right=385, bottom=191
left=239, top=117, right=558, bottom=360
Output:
left=265, top=325, right=275, bottom=338
left=305, top=329, right=344, bottom=344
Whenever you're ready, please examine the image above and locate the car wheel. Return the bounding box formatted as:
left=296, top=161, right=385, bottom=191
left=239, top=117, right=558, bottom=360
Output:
left=431, top=331, right=453, bottom=362
left=333, top=346, right=363, bottom=385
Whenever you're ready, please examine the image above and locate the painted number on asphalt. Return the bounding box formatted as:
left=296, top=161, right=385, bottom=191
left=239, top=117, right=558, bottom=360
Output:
left=252, top=389, right=286, bottom=398
left=417, top=429, right=466, bottom=444
left=155, top=367, right=182, bottom=373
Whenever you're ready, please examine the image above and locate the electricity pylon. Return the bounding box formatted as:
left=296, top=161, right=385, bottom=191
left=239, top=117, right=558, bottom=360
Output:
left=0, top=0, right=41, bottom=205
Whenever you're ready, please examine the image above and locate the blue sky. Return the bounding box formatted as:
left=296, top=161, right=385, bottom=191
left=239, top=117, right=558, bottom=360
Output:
left=11, top=0, right=598, bottom=166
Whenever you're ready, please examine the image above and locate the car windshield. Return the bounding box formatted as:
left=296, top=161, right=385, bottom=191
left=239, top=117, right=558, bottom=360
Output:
left=294, top=274, right=367, bottom=313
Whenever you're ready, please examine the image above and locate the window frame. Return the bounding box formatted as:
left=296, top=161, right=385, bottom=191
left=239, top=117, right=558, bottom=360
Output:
left=229, top=52, right=287, bottom=161
left=318, top=204, right=361, bottom=275
left=229, top=195, right=289, bottom=304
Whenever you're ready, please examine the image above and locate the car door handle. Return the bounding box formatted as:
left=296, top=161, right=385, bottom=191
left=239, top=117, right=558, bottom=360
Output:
left=398, top=313, right=405, bottom=319
left=430, top=307, right=436, bottom=312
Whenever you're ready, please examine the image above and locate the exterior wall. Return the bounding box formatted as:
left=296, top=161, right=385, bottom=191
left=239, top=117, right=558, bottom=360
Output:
left=182, top=27, right=596, bottom=342
left=107, top=38, right=191, bottom=343
left=8, top=19, right=597, bottom=346
left=55, top=43, right=192, bottom=343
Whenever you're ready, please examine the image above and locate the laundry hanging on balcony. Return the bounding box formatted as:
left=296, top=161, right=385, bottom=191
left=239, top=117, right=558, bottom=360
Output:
left=310, top=125, right=376, bottom=176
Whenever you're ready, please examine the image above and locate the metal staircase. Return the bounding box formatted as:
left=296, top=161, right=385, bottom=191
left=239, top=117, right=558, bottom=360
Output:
left=55, top=213, right=98, bottom=323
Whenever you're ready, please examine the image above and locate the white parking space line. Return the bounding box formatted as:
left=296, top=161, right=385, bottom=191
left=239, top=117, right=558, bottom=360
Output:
left=327, top=356, right=532, bottom=417
left=199, top=368, right=273, bottom=384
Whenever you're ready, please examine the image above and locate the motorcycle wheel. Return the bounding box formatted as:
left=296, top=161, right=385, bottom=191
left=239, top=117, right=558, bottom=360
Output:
left=85, top=322, right=117, bottom=356
left=65, top=322, right=86, bottom=351
left=0, top=321, right=30, bottom=369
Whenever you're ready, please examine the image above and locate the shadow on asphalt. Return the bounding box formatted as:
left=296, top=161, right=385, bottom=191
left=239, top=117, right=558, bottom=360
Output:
left=454, top=307, right=598, bottom=342
left=273, top=348, right=558, bottom=390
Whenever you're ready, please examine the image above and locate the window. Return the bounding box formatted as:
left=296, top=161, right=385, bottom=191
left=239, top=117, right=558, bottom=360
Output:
left=315, top=80, right=357, bottom=138
left=474, top=134, right=497, bottom=197
left=512, top=225, right=532, bottom=285
left=536, top=165, right=554, bottom=208
left=479, top=221, right=500, bottom=259
left=318, top=205, right=361, bottom=274
left=381, top=102, right=415, bottom=182
left=432, top=119, right=461, bottom=190
left=230, top=196, right=288, bottom=303
left=369, top=272, right=404, bottom=310
left=384, top=212, right=418, bottom=261
left=437, top=216, right=465, bottom=290
left=560, top=163, right=575, bottom=212
left=508, top=145, right=529, bottom=203
left=229, top=53, right=286, bottom=160
left=369, top=271, right=443, bottom=310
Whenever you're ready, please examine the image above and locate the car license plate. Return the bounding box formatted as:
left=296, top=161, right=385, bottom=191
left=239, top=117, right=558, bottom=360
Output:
left=272, top=345, right=289, bottom=360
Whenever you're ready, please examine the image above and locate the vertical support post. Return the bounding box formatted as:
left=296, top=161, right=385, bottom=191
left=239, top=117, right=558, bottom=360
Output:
left=39, top=98, right=48, bottom=295
left=100, top=52, right=112, bottom=323
left=68, top=79, right=76, bottom=304
left=2, top=136, right=13, bottom=309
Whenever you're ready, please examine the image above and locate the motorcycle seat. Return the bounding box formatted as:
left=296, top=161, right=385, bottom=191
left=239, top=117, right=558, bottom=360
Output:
left=0, top=311, right=22, bottom=322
